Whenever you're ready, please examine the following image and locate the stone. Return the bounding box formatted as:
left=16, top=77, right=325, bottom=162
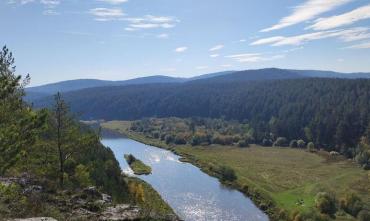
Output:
left=9, top=218, right=58, bottom=221
left=99, top=204, right=142, bottom=220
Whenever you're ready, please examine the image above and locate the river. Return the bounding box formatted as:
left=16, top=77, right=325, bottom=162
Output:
left=101, top=138, right=269, bottom=221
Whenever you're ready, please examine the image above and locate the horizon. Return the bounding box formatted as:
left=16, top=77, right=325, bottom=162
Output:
left=27, top=67, right=370, bottom=87
left=1, top=0, right=370, bottom=86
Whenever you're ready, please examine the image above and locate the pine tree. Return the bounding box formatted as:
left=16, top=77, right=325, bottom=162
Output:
left=0, top=46, right=45, bottom=175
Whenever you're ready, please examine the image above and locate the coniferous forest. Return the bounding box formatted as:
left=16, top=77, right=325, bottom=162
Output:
left=33, top=77, right=370, bottom=162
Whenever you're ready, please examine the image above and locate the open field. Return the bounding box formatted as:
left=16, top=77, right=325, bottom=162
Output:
left=175, top=146, right=370, bottom=212
left=101, top=120, right=370, bottom=220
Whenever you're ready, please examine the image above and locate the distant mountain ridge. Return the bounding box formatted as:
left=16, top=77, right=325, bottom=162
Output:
left=26, top=68, right=370, bottom=102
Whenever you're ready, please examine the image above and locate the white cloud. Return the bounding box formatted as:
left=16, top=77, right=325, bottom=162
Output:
left=307, top=4, right=370, bottom=30
left=97, top=0, right=128, bottom=5
left=8, top=0, right=35, bottom=5
left=124, top=15, right=179, bottom=31
left=225, top=53, right=285, bottom=63
left=209, top=44, right=224, bottom=51
left=220, top=64, right=233, bottom=68
left=157, top=33, right=169, bottom=39
left=261, top=0, right=353, bottom=32
left=345, top=41, right=370, bottom=49
left=251, top=27, right=370, bottom=46
left=9, top=0, right=61, bottom=15
left=43, top=9, right=59, bottom=15
left=210, top=54, right=219, bottom=58
left=251, top=36, right=286, bottom=46
left=40, top=0, right=60, bottom=8
left=196, top=66, right=209, bottom=70
left=175, top=47, right=188, bottom=53
left=239, top=39, right=247, bottom=42
left=89, top=8, right=125, bottom=21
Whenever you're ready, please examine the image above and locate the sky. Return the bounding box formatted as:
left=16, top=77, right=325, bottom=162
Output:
left=1, top=0, right=370, bottom=86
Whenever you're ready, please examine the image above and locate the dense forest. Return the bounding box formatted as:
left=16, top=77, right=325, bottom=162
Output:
left=33, top=76, right=370, bottom=162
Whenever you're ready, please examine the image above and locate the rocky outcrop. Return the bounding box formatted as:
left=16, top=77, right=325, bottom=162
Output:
left=1, top=175, right=179, bottom=221
left=10, top=218, right=58, bottom=221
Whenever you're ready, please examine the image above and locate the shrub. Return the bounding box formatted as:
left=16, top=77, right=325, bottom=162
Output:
left=357, top=210, right=370, bottom=221
left=273, top=137, right=288, bottom=147
left=74, top=164, right=92, bottom=188
left=355, top=151, right=370, bottom=170
left=307, top=142, right=315, bottom=152
left=289, top=140, right=298, bottom=148
left=292, top=209, right=331, bottom=221
left=218, top=166, right=237, bottom=182
left=125, top=154, right=135, bottom=165
left=212, top=135, right=233, bottom=145
left=165, top=134, right=174, bottom=144
left=152, top=131, right=160, bottom=139
left=262, top=138, right=273, bottom=146
left=297, top=139, right=306, bottom=148
left=0, top=183, right=28, bottom=217
left=190, top=132, right=209, bottom=146
left=238, top=140, right=249, bottom=148
left=174, top=134, right=187, bottom=145
left=339, top=192, right=363, bottom=217
left=315, top=192, right=337, bottom=216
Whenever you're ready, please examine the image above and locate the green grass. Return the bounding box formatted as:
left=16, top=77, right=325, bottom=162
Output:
left=174, top=145, right=370, bottom=218
left=124, top=154, right=152, bottom=175
left=101, top=121, right=370, bottom=220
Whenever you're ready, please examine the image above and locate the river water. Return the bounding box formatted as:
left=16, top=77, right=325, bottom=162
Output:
left=101, top=138, right=269, bottom=221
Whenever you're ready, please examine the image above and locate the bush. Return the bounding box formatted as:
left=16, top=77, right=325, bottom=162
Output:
left=125, top=154, right=135, bottom=165
left=339, top=192, right=363, bottom=217
left=307, top=142, right=315, bottom=152
left=165, top=134, right=174, bottom=144
left=190, top=132, right=209, bottom=146
left=152, top=131, right=160, bottom=139
left=357, top=210, right=370, bottom=221
left=0, top=183, right=28, bottom=217
left=297, top=139, right=306, bottom=148
left=289, top=140, right=298, bottom=148
left=238, top=140, right=249, bottom=148
left=218, top=166, right=237, bottom=182
left=274, top=137, right=288, bottom=147
left=262, top=138, right=273, bottom=146
left=315, top=192, right=337, bottom=216
left=212, top=135, right=233, bottom=145
left=292, top=209, right=331, bottom=221
left=74, top=164, right=91, bottom=188
left=355, top=151, right=370, bottom=170
left=174, top=134, right=187, bottom=145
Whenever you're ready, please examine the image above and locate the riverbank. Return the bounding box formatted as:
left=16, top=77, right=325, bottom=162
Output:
left=126, top=177, right=179, bottom=220
left=101, top=120, right=370, bottom=221
left=100, top=121, right=279, bottom=220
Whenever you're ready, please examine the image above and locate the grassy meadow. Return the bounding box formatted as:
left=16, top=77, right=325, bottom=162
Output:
left=175, top=146, right=370, bottom=212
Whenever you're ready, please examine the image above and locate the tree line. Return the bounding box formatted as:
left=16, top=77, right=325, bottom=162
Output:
left=55, top=76, right=370, bottom=168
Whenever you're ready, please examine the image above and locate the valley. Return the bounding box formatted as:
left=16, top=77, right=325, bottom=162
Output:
left=100, top=120, right=370, bottom=221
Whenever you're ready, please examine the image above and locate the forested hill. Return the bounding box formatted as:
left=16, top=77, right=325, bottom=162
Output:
left=32, top=77, right=370, bottom=151
left=26, top=68, right=370, bottom=102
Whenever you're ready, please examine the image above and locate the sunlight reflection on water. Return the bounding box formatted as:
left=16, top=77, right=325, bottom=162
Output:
left=102, top=138, right=269, bottom=221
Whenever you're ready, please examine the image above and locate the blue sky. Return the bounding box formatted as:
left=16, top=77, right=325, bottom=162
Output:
left=1, top=0, right=370, bottom=86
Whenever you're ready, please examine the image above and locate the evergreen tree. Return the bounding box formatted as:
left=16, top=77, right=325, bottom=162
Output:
left=0, top=46, right=45, bottom=175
